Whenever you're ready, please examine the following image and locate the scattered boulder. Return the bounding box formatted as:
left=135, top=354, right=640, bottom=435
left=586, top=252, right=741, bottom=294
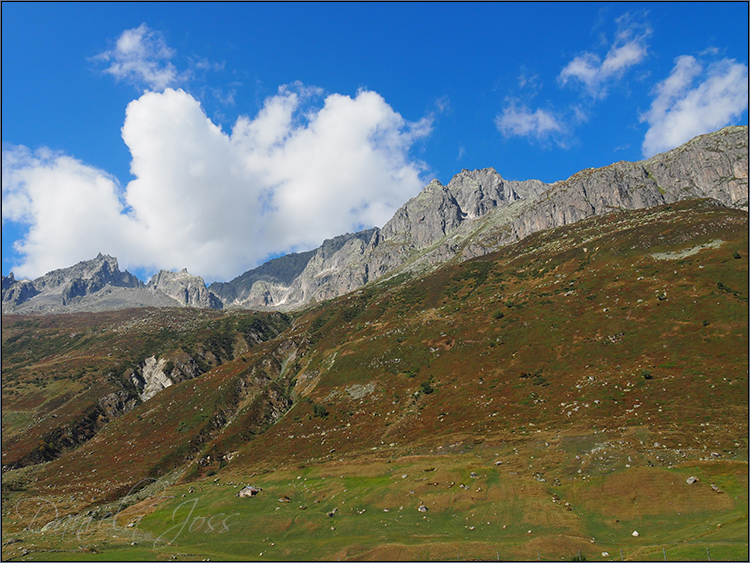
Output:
left=632, top=531, right=639, bottom=537
left=418, top=504, right=428, bottom=512
left=327, top=508, right=337, bottom=517
left=278, top=496, right=291, bottom=503
left=686, top=476, right=699, bottom=485
left=346, top=382, right=376, bottom=400
left=711, top=483, right=723, bottom=493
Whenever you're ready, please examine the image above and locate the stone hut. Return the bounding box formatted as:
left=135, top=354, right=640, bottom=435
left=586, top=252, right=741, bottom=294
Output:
left=237, top=485, right=260, bottom=498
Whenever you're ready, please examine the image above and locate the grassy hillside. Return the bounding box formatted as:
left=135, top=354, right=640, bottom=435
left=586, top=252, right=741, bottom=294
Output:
left=1, top=308, right=292, bottom=470
left=2, top=199, right=747, bottom=561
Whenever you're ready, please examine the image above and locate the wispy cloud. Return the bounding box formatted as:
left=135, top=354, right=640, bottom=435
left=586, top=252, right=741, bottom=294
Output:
left=434, top=96, right=452, bottom=115
left=558, top=13, right=651, bottom=99
left=517, top=68, right=542, bottom=95
left=498, top=12, right=651, bottom=148
left=495, top=101, right=564, bottom=145
left=91, top=24, right=187, bottom=91
left=640, top=55, right=748, bottom=157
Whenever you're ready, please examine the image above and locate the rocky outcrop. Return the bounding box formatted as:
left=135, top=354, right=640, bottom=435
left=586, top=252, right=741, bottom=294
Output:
left=164, top=350, right=203, bottom=383
left=128, top=356, right=173, bottom=401
left=147, top=269, right=222, bottom=309
left=2, top=273, right=40, bottom=307
left=209, top=249, right=317, bottom=304
left=98, top=389, right=140, bottom=419
left=32, top=253, right=142, bottom=302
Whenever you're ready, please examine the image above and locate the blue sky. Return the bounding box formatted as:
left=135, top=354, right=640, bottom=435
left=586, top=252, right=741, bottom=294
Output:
left=2, top=2, right=747, bottom=282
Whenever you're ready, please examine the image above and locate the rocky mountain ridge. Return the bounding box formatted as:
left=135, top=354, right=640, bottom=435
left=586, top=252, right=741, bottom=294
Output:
left=2, top=255, right=224, bottom=314
left=210, top=125, right=747, bottom=310
left=3, top=125, right=747, bottom=314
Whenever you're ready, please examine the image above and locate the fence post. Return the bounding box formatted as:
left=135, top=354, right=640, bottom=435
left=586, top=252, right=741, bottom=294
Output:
left=620, top=548, right=624, bottom=561
left=663, top=546, right=666, bottom=561
left=707, top=547, right=711, bottom=561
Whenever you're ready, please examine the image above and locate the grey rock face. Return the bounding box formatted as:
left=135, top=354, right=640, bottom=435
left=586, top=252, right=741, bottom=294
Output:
left=128, top=356, right=173, bottom=401
left=380, top=179, right=465, bottom=246
left=2, top=273, right=40, bottom=307
left=477, top=125, right=748, bottom=253
left=98, top=389, right=139, bottom=419
left=1, top=254, right=226, bottom=313
left=33, top=253, right=141, bottom=294
left=147, top=269, right=222, bottom=309
left=209, top=249, right=317, bottom=304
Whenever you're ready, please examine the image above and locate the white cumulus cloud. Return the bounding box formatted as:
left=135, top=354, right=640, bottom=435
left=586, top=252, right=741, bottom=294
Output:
left=558, top=13, right=651, bottom=98
left=640, top=55, right=748, bottom=157
left=2, top=146, right=136, bottom=278
left=91, top=23, right=185, bottom=91
left=2, top=86, right=431, bottom=281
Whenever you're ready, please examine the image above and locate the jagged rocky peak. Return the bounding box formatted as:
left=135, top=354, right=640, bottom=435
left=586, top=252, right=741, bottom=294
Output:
left=2, top=273, right=40, bottom=306
left=33, top=252, right=140, bottom=292
left=1, top=252, right=144, bottom=310
left=380, top=168, right=549, bottom=248
left=147, top=268, right=223, bottom=309
left=2, top=272, right=17, bottom=289
left=380, top=179, right=463, bottom=247
left=446, top=168, right=514, bottom=218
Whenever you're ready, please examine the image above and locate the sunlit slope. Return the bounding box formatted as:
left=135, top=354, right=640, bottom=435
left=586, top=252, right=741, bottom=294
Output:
left=224, top=198, right=747, bottom=472
left=1, top=198, right=747, bottom=561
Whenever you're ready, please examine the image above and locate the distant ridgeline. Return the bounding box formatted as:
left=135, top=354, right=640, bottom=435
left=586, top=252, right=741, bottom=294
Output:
left=3, top=125, right=747, bottom=315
